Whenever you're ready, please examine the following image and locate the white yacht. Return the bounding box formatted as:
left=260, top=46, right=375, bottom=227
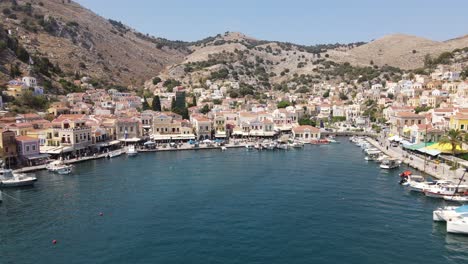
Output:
left=380, top=158, right=401, bottom=169
left=126, top=145, right=138, bottom=156
left=0, top=169, right=36, bottom=187
left=433, top=206, right=464, bottom=222
left=46, top=160, right=73, bottom=175
left=447, top=213, right=468, bottom=235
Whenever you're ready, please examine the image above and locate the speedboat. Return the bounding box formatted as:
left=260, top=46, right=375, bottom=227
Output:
left=327, top=138, right=340, bottom=144
left=401, top=175, right=433, bottom=192
left=107, top=149, right=123, bottom=158
left=380, top=158, right=401, bottom=169
left=433, top=206, right=465, bottom=222
left=0, top=169, right=36, bottom=187
left=46, top=160, right=73, bottom=175
left=447, top=214, right=468, bottom=234
left=126, top=145, right=138, bottom=156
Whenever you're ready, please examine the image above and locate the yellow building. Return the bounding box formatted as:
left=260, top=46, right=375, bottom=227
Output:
left=450, top=113, right=468, bottom=131
left=5, top=80, right=28, bottom=98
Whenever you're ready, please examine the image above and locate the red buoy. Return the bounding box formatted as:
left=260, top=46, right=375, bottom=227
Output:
left=52, top=240, right=57, bottom=245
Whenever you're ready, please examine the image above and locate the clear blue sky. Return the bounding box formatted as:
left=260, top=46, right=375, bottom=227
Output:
left=75, top=0, right=468, bottom=45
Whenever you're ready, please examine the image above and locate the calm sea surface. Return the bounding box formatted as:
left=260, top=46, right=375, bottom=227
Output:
left=1, top=139, right=468, bottom=264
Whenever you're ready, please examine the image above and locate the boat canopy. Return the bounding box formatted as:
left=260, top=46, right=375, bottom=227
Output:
left=455, top=205, right=468, bottom=213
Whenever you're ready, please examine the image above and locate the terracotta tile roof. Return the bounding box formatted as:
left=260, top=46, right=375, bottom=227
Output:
left=292, top=125, right=320, bottom=133
left=15, top=136, right=37, bottom=141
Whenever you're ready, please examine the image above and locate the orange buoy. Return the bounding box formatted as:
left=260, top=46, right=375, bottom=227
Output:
left=52, top=240, right=57, bottom=244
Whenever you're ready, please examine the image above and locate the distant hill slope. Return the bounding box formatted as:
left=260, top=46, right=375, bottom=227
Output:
left=329, top=34, right=468, bottom=69
left=0, top=0, right=188, bottom=88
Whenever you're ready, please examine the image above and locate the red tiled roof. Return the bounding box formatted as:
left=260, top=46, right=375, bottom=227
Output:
left=16, top=136, right=37, bottom=141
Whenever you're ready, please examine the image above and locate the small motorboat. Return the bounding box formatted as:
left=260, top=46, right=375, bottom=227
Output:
left=364, top=153, right=380, bottom=161
left=46, top=160, right=73, bottom=175
left=107, top=149, right=123, bottom=158
left=0, top=169, right=36, bottom=188
left=245, top=144, right=254, bottom=150
left=221, top=146, right=227, bottom=151
left=126, top=145, right=138, bottom=156
left=380, top=158, right=401, bottom=169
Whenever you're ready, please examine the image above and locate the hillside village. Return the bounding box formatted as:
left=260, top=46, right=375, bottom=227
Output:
left=0, top=1, right=468, bottom=169
left=0, top=58, right=467, bottom=168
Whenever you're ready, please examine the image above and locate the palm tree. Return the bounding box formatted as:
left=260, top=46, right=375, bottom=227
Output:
left=439, top=129, right=464, bottom=156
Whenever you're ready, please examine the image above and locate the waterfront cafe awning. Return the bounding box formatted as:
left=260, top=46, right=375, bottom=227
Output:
left=151, top=134, right=195, bottom=141
left=403, top=142, right=435, bottom=151
left=417, top=147, right=441, bottom=156
left=40, top=146, right=74, bottom=154
left=119, top=137, right=141, bottom=143
left=215, top=132, right=227, bottom=138
left=25, top=153, right=50, bottom=160
left=96, top=140, right=121, bottom=147
left=426, top=142, right=466, bottom=154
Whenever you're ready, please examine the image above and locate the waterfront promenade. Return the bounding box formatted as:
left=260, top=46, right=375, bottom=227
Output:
left=366, top=137, right=466, bottom=181
left=14, top=142, right=249, bottom=173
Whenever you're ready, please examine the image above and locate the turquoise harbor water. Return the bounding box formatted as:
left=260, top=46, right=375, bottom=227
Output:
left=1, top=140, right=468, bottom=264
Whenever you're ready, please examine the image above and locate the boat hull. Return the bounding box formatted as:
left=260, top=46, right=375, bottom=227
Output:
left=447, top=219, right=468, bottom=234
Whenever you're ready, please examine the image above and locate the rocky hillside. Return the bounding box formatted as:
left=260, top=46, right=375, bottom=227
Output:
left=0, top=0, right=188, bottom=89
left=329, top=34, right=468, bottom=69
left=153, top=32, right=368, bottom=93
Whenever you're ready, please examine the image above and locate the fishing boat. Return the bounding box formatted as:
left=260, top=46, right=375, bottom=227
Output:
left=265, top=142, right=276, bottom=150
left=326, top=137, right=340, bottom=144
left=425, top=184, right=468, bottom=199
left=433, top=206, right=466, bottom=222
left=46, top=160, right=73, bottom=175
left=126, top=145, right=138, bottom=156
left=447, top=214, right=468, bottom=235
left=107, top=149, right=123, bottom=158
left=380, top=158, right=401, bottom=169
left=0, top=169, right=36, bottom=187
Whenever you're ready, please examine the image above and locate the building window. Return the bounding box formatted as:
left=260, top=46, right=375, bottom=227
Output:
left=462, top=124, right=465, bottom=130
left=26, top=146, right=30, bottom=152
left=32, top=145, right=36, bottom=151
